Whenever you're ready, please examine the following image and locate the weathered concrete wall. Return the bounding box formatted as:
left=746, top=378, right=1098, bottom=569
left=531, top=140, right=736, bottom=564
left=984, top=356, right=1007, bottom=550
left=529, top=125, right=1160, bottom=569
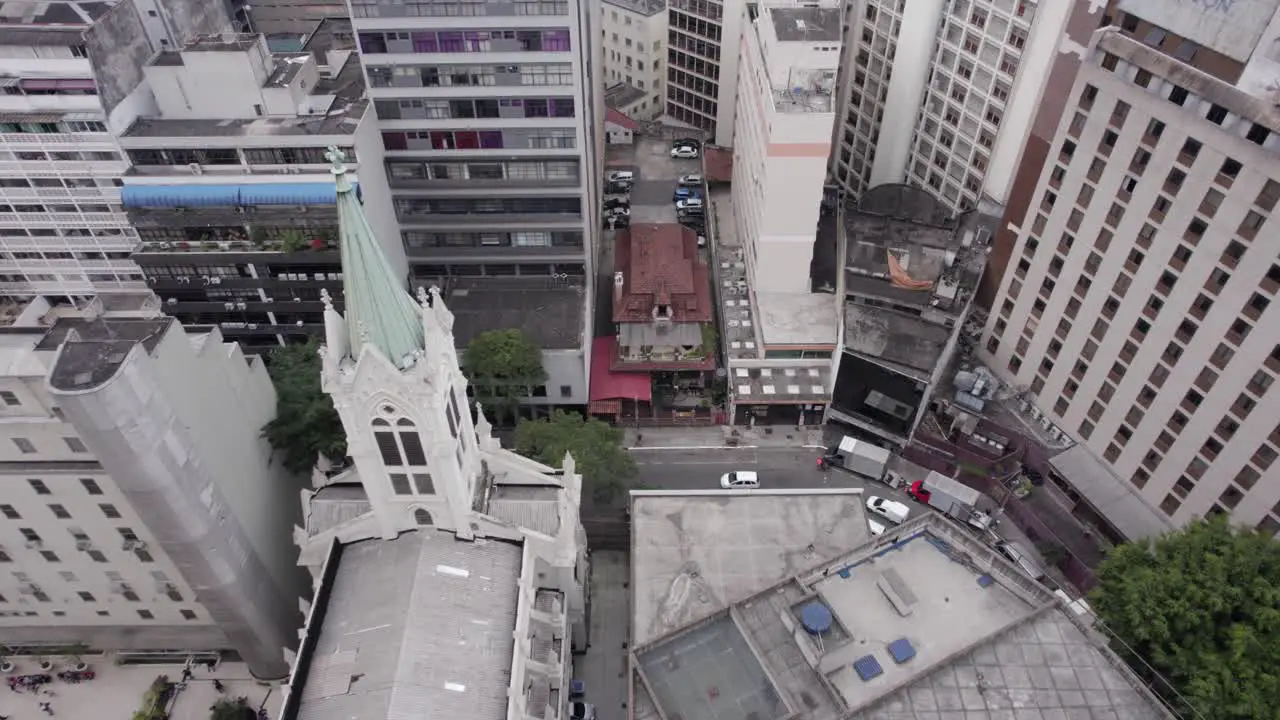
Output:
left=1117, top=0, right=1280, bottom=62
left=85, top=0, right=152, bottom=115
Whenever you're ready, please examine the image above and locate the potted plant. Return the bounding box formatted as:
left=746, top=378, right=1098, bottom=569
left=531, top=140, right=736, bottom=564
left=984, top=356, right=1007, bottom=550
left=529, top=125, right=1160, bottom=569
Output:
left=38, top=657, right=53, bottom=672
left=1, top=657, right=15, bottom=674
left=278, top=229, right=307, bottom=253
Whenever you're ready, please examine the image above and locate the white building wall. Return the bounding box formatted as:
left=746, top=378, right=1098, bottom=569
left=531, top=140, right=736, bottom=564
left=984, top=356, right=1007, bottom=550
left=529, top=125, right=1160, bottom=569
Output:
left=980, top=30, right=1280, bottom=534
left=601, top=1, right=666, bottom=119
left=0, top=45, right=141, bottom=297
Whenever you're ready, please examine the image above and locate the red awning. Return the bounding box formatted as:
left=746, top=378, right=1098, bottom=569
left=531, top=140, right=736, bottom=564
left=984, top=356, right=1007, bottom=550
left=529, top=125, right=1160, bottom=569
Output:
left=590, top=336, right=652, bottom=402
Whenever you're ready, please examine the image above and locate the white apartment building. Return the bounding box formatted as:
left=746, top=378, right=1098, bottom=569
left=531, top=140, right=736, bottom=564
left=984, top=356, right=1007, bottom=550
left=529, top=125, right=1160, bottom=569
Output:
left=732, top=1, right=841, bottom=296
left=350, top=0, right=603, bottom=404
left=980, top=2, right=1280, bottom=538
left=601, top=0, right=666, bottom=120
left=666, top=0, right=746, bottom=144
left=831, top=0, right=1077, bottom=212
left=0, top=0, right=231, bottom=301
left=0, top=295, right=305, bottom=678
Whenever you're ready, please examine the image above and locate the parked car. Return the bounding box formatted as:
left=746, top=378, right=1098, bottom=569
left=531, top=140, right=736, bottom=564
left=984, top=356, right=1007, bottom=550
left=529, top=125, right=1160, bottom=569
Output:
left=994, top=540, right=1048, bottom=582
left=605, top=207, right=630, bottom=217
left=570, top=702, right=597, bottom=720
left=603, top=196, right=629, bottom=210
left=606, top=170, right=635, bottom=182
left=671, top=146, right=700, bottom=159
left=607, top=181, right=632, bottom=195
left=719, top=471, right=759, bottom=489
left=676, top=198, right=704, bottom=211
left=678, top=174, right=704, bottom=186
left=865, top=496, right=910, bottom=524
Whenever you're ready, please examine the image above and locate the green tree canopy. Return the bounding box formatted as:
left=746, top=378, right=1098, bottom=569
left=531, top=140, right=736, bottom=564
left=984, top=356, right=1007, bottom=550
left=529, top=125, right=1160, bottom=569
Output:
left=514, top=410, right=636, bottom=505
left=261, top=340, right=347, bottom=474
left=1089, top=516, right=1280, bottom=720
left=464, top=329, right=547, bottom=422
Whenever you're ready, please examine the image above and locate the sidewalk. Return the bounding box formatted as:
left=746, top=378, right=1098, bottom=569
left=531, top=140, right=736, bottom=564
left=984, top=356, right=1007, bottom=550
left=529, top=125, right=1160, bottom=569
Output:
left=623, top=425, right=826, bottom=449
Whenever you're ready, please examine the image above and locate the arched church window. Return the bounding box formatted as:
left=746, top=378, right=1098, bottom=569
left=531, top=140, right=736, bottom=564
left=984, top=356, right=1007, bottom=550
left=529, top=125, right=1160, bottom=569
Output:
left=414, top=508, right=433, bottom=526
left=371, top=411, right=435, bottom=496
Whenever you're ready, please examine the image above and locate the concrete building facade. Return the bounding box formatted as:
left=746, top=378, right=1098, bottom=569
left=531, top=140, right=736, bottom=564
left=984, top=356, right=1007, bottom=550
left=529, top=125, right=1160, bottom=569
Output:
left=351, top=0, right=603, bottom=404
left=0, top=295, right=305, bottom=678
left=979, top=2, right=1280, bottom=538
left=665, top=0, right=746, bottom=145
left=602, top=0, right=666, bottom=120
left=830, top=0, right=1081, bottom=213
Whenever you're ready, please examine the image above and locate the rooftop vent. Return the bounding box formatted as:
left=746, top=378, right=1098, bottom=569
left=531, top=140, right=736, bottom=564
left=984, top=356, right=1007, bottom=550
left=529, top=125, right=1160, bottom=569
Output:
left=852, top=654, right=883, bottom=681
left=886, top=638, right=916, bottom=664
left=799, top=601, right=833, bottom=635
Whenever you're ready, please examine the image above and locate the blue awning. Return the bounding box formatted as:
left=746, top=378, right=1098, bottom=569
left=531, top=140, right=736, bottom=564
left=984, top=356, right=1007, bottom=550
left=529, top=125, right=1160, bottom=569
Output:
left=122, top=182, right=359, bottom=209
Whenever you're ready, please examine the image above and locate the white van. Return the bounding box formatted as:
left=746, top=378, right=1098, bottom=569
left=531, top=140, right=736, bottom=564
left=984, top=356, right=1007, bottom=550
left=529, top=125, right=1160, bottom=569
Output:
left=719, top=471, right=759, bottom=489
left=606, top=170, right=635, bottom=182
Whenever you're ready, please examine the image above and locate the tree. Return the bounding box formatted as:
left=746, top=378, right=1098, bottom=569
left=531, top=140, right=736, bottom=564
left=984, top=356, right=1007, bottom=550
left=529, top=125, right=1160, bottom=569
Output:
left=261, top=340, right=347, bottom=474
left=514, top=410, right=636, bottom=505
left=209, top=697, right=256, bottom=720
left=1089, top=516, right=1280, bottom=720
left=464, top=329, right=547, bottom=424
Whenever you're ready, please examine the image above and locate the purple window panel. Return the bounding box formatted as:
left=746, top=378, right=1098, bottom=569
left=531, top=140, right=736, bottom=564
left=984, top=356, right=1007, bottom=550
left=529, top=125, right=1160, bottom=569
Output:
left=543, top=30, right=571, bottom=52
left=550, top=99, right=575, bottom=118
left=525, top=99, right=549, bottom=118
left=412, top=32, right=438, bottom=52
left=465, top=31, right=487, bottom=51
left=478, top=131, right=504, bottom=149
left=437, top=31, right=465, bottom=53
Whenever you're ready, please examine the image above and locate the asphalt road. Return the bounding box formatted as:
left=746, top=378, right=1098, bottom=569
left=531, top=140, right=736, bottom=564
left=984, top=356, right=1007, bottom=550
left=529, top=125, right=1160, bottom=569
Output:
left=631, top=446, right=903, bottom=499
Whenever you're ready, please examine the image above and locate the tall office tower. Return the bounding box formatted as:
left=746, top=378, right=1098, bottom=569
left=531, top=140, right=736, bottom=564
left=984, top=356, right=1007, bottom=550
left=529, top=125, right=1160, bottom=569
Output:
left=829, top=0, right=1078, bottom=213
left=601, top=0, right=667, bottom=120
left=666, top=0, right=745, bottom=144
left=980, top=1, right=1280, bottom=539
left=352, top=0, right=603, bottom=405
left=0, top=0, right=230, bottom=302
left=0, top=294, right=305, bottom=678
left=113, top=28, right=399, bottom=352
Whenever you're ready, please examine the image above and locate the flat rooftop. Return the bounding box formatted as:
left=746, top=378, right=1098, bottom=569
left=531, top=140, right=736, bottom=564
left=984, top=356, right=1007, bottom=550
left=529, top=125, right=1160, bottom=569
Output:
left=631, top=514, right=1173, bottom=720
left=606, top=82, right=648, bottom=109
left=630, top=490, right=871, bottom=645
left=120, top=53, right=367, bottom=140
left=43, top=317, right=173, bottom=392
left=729, top=364, right=830, bottom=404
left=289, top=531, right=522, bottom=720
left=843, top=302, right=951, bottom=374
left=0, top=1, right=113, bottom=46
left=439, top=277, right=585, bottom=351
left=769, top=6, right=843, bottom=42
left=604, top=0, right=666, bottom=17
left=756, top=292, right=837, bottom=346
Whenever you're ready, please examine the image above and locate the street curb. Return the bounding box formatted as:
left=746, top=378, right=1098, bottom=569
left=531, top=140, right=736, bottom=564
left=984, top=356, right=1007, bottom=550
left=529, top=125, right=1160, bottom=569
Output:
left=626, top=445, right=760, bottom=450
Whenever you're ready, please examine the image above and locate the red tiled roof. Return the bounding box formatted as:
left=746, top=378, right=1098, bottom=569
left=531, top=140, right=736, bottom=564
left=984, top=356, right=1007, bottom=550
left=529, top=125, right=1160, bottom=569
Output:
left=612, top=223, right=713, bottom=324
left=704, top=146, right=733, bottom=183
left=590, top=336, right=652, bottom=402
left=605, top=108, right=639, bottom=130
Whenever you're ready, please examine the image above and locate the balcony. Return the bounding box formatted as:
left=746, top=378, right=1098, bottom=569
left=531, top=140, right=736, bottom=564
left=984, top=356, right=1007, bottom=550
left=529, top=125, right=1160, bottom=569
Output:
left=136, top=227, right=339, bottom=255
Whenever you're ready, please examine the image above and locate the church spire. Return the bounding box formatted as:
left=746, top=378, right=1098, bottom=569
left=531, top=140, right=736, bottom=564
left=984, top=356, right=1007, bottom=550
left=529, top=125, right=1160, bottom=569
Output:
left=327, top=146, right=424, bottom=366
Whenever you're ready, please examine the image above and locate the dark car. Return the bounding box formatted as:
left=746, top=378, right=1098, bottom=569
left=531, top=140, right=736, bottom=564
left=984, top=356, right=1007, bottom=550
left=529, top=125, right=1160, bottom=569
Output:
left=606, top=181, right=632, bottom=195
left=604, top=196, right=630, bottom=210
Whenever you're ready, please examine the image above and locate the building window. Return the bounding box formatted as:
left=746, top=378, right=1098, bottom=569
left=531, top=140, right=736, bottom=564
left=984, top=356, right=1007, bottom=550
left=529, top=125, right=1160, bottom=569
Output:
left=64, top=437, right=88, bottom=453
left=80, top=478, right=103, bottom=495
left=180, top=609, right=197, bottom=620
left=137, top=609, right=154, bottom=620
left=99, top=504, right=121, bottom=519
left=28, top=479, right=50, bottom=495
left=0, top=505, right=19, bottom=520
left=12, top=438, right=35, bottom=454
left=0, top=391, right=18, bottom=406
left=414, top=508, right=434, bottom=526
left=373, top=412, right=434, bottom=495
left=48, top=504, right=70, bottom=519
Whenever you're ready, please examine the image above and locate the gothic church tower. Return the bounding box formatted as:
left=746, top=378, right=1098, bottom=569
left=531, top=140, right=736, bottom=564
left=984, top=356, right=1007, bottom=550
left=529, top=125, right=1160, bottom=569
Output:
left=316, top=148, right=483, bottom=540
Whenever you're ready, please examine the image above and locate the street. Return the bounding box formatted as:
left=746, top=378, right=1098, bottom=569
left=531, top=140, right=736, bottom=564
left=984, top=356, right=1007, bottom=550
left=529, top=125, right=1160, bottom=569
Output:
left=631, top=446, right=895, bottom=496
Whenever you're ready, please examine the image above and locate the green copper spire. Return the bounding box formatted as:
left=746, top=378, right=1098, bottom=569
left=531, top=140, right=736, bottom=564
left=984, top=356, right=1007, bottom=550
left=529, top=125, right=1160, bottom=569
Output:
left=328, top=146, right=424, bottom=365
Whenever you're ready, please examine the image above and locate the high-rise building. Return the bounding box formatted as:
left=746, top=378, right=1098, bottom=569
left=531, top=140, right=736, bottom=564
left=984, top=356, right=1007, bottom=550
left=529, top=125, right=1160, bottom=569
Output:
left=829, top=0, right=1080, bottom=213
left=601, top=0, right=667, bottom=120
left=352, top=0, right=602, bottom=403
left=666, top=0, right=745, bottom=145
left=0, top=293, right=305, bottom=678
left=113, top=29, right=399, bottom=351
left=979, top=1, right=1280, bottom=539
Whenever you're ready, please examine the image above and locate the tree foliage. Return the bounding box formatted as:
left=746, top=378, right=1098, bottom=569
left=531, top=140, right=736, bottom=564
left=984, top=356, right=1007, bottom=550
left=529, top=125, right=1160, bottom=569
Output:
left=514, top=410, right=636, bottom=505
left=1089, top=517, right=1280, bottom=720
left=464, top=329, right=547, bottom=423
left=261, top=340, right=347, bottom=474
left=209, top=696, right=256, bottom=720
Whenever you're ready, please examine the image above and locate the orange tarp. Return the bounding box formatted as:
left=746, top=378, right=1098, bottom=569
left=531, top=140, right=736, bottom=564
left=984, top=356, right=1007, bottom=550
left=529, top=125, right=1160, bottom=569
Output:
left=887, top=251, right=934, bottom=291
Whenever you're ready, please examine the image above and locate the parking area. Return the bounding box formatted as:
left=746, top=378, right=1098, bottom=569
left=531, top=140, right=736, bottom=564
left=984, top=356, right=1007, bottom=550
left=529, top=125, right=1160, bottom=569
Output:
left=606, top=136, right=705, bottom=224
left=576, top=551, right=630, bottom=720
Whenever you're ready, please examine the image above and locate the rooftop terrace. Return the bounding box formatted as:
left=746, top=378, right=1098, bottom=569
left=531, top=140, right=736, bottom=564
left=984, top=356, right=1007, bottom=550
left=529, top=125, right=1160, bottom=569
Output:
left=769, top=6, right=842, bottom=43
left=631, top=513, right=1173, bottom=720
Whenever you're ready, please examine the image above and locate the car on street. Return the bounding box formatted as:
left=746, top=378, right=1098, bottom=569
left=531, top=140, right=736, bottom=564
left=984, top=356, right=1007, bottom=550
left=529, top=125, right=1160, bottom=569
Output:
left=675, top=198, right=704, bottom=211
left=603, top=196, right=629, bottom=210
left=865, top=496, right=909, bottom=524
left=671, top=146, right=700, bottom=159
left=607, top=181, right=632, bottom=195
left=678, top=174, right=704, bottom=186
left=719, top=470, right=759, bottom=489
left=994, top=540, right=1048, bottom=582
left=606, top=170, right=634, bottom=182
left=570, top=702, right=597, bottom=720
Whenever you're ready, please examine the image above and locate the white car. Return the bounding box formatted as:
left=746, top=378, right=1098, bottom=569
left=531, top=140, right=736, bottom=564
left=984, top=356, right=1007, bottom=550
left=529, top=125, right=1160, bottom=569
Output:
left=678, top=174, right=704, bottom=185
left=865, top=496, right=910, bottom=524
left=697, top=235, right=707, bottom=248
left=606, top=170, right=635, bottom=182
left=675, top=198, right=704, bottom=211
left=719, top=470, right=759, bottom=489
left=570, top=702, right=596, bottom=720
left=671, top=146, right=700, bottom=159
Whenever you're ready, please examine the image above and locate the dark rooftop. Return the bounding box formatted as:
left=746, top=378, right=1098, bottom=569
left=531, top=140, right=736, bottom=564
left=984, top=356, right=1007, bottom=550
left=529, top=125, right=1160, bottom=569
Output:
left=0, top=0, right=115, bottom=46
left=121, top=51, right=367, bottom=139
left=769, top=6, right=843, bottom=43
left=605, top=82, right=647, bottom=110
left=44, top=318, right=174, bottom=392
left=843, top=302, right=952, bottom=374
left=604, top=0, right=666, bottom=16
left=810, top=205, right=839, bottom=293
left=433, top=277, right=585, bottom=351
left=614, top=223, right=712, bottom=324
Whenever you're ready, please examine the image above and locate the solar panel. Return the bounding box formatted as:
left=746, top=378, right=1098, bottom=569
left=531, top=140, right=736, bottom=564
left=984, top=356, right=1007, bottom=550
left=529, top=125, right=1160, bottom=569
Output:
left=852, top=654, right=883, bottom=681
left=977, top=574, right=995, bottom=588
left=886, top=638, right=916, bottom=664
